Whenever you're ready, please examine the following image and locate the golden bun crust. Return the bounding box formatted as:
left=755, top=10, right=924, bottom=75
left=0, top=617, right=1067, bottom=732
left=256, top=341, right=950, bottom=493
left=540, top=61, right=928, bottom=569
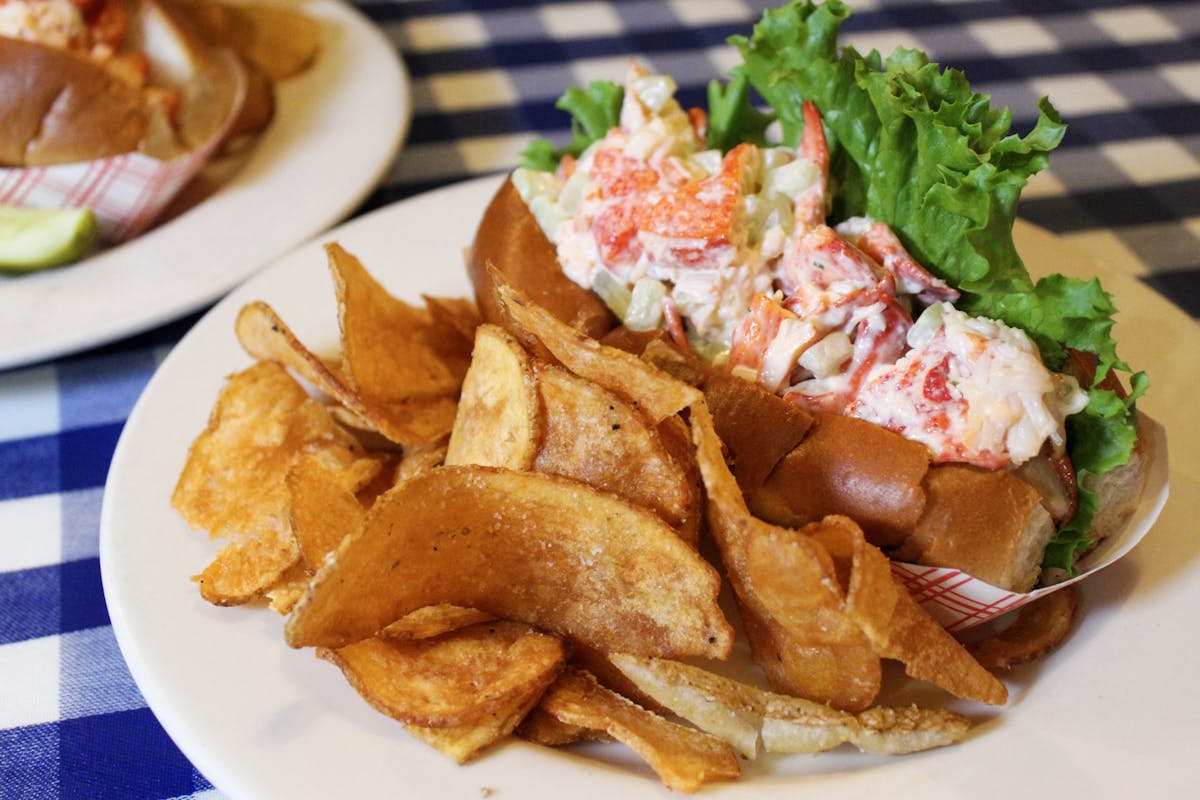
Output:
left=0, top=38, right=148, bottom=167
left=749, top=412, right=930, bottom=550
left=897, top=464, right=1056, bottom=593
left=469, top=176, right=616, bottom=339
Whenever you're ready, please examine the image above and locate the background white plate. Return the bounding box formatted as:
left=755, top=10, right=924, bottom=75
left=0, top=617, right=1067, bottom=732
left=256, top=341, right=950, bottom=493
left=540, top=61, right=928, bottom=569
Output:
left=0, top=0, right=409, bottom=370
left=101, top=176, right=1198, bottom=799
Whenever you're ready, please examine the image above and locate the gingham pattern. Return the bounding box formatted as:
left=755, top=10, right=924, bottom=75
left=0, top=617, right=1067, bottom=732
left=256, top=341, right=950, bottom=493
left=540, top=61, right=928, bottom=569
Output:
left=1, top=2, right=1196, bottom=797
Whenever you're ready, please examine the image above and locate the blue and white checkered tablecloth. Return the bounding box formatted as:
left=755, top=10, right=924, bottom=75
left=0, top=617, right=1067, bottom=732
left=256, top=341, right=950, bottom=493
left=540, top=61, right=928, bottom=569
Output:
left=1, top=1, right=1197, bottom=797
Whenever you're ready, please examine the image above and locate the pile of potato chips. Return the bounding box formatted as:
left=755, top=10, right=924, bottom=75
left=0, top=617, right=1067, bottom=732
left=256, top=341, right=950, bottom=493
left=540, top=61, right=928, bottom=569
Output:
left=174, top=245, right=1026, bottom=792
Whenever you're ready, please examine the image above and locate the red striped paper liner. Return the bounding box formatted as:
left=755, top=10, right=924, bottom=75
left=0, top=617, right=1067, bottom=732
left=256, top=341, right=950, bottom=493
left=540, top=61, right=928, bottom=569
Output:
left=0, top=129, right=226, bottom=244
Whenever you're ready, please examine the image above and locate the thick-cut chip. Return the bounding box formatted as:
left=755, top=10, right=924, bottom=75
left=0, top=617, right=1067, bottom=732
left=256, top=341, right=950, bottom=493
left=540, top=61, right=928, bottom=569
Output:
left=757, top=700, right=864, bottom=755
left=516, top=706, right=613, bottom=747
left=290, top=451, right=492, bottom=639
left=328, top=243, right=471, bottom=402
left=608, top=655, right=857, bottom=758
left=737, top=517, right=883, bottom=711
left=968, top=585, right=1079, bottom=670
left=263, top=561, right=309, bottom=615
left=608, top=653, right=768, bottom=758
left=610, top=654, right=971, bottom=758
left=403, top=695, right=541, bottom=764
left=379, top=605, right=494, bottom=642
left=444, top=325, right=542, bottom=470
left=234, top=300, right=346, bottom=399
left=642, top=339, right=814, bottom=492
left=448, top=323, right=701, bottom=543
left=322, top=622, right=562, bottom=763
left=360, top=395, right=459, bottom=447
left=318, top=621, right=564, bottom=728
left=285, top=465, right=732, bottom=659
left=653, top=414, right=705, bottom=546
left=533, top=362, right=700, bottom=542
left=423, top=295, right=484, bottom=352
left=496, top=279, right=702, bottom=424
left=688, top=401, right=881, bottom=710
left=568, top=645, right=672, bottom=717
left=235, top=301, right=456, bottom=446
left=809, top=523, right=1008, bottom=706
left=395, top=436, right=449, bottom=483
left=172, top=361, right=374, bottom=605
left=847, top=706, right=972, bottom=755
left=690, top=400, right=1006, bottom=709
left=193, top=536, right=299, bottom=608
left=538, top=668, right=740, bottom=793
left=287, top=453, right=375, bottom=573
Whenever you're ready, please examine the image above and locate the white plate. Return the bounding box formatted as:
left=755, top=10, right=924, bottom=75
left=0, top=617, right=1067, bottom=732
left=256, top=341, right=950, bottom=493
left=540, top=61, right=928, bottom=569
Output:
left=0, top=0, right=409, bottom=370
left=101, top=176, right=1198, bottom=799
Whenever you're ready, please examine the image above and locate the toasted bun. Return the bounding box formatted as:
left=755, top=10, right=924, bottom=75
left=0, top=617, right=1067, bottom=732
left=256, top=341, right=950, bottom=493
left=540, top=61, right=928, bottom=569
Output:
left=897, top=464, right=1057, bottom=593
left=1, top=0, right=250, bottom=168
left=473, top=172, right=1149, bottom=593
left=0, top=38, right=148, bottom=167
left=749, top=412, right=931, bottom=550
left=469, top=176, right=616, bottom=339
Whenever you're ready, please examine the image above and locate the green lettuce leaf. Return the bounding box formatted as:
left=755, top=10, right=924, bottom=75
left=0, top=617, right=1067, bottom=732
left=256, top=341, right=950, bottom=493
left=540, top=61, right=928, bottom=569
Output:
left=706, top=74, right=776, bottom=153
left=730, top=0, right=1144, bottom=565
left=1045, top=371, right=1148, bottom=572
left=519, top=80, right=624, bottom=172
left=730, top=0, right=1063, bottom=301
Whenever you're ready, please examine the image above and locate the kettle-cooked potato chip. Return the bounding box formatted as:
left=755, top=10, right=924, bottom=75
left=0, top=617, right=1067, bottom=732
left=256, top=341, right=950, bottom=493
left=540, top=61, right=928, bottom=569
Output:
left=172, top=361, right=375, bottom=605
left=328, top=243, right=471, bottom=402
left=402, top=693, right=544, bottom=765
left=537, top=668, right=740, bottom=793
left=515, top=706, right=613, bottom=747
left=810, top=522, right=1008, bottom=706
left=533, top=362, right=700, bottom=543
left=321, top=621, right=560, bottom=764
left=688, top=401, right=881, bottom=711
left=496, top=278, right=701, bottom=424
left=318, top=621, right=564, bottom=729
left=287, top=453, right=373, bottom=573
left=967, top=584, right=1078, bottom=670
left=610, top=653, right=972, bottom=758
left=444, top=324, right=542, bottom=471
left=378, top=605, right=494, bottom=642
left=285, top=465, right=732, bottom=659
left=235, top=300, right=458, bottom=446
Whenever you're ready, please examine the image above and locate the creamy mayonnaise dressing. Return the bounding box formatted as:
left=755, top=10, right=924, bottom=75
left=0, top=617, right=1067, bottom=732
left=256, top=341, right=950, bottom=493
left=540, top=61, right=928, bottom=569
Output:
left=513, top=64, right=819, bottom=357
left=845, top=303, right=1088, bottom=468
left=513, top=65, right=1088, bottom=468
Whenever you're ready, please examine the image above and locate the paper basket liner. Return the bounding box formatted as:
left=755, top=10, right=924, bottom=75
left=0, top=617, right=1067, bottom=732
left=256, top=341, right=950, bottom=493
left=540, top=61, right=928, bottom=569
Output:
left=893, top=413, right=1169, bottom=633
left=0, top=120, right=229, bottom=245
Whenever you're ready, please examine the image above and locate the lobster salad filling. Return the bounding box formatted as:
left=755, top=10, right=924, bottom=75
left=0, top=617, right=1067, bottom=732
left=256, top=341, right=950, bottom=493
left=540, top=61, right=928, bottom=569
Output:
left=513, top=64, right=1088, bottom=470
